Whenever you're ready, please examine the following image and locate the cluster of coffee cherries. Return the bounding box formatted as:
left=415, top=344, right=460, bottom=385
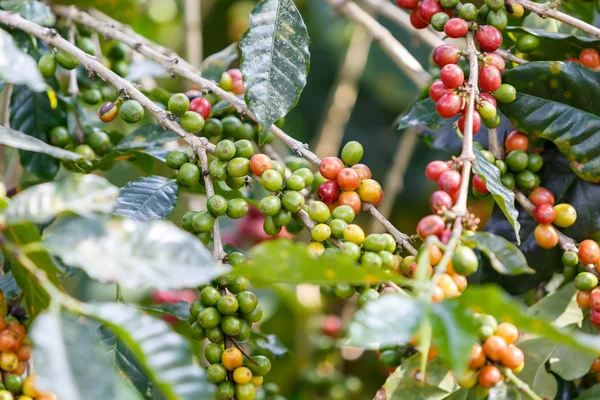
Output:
left=572, top=243, right=600, bottom=327
left=493, top=131, right=544, bottom=193
left=398, top=0, right=524, bottom=31
left=300, top=315, right=363, bottom=400
left=568, top=48, right=600, bottom=70
left=188, top=268, right=273, bottom=400
left=459, top=316, right=524, bottom=392
left=0, top=290, right=57, bottom=400
left=528, top=186, right=577, bottom=249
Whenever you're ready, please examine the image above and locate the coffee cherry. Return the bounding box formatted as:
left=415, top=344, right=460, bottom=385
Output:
left=259, top=196, right=282, bottom=216
left=579, top=240, right=600, bottom=265
left=221, top=347, right=244, bottom=371
left=580, top=49, right=600, bottom=68
left=331, top=205, right=355, bottom=224
left=213, top=140, right=235, bottom=161
left=222, top=116, right=244, bottom=138
left=311, top=224, right=332, bottom=242
left=534, top=204, right=555, bottom=224
left=226, top=158, right=249, bottom=178
left=181, top=111, right=205, bottom=133
left=485, top=53, right=505, bottom=73
left=209, top=159, right=229, bottom=181
left=459, top=3, right=477, bottom=20
left=429, top=81, right=451, bottom=102
left=308, top=201, right=331, bottom=223
left=440, top=64, right=464, bottom=89
left=203, top=118, right=223, bottom=137
left=478, top=101, right=497, bottom=120
left=285, top=175, right=305, bottom=191
left=242, top=305, right=263, bottom=323
left=293, top=168, right=313, bottom=187
left=431, top=12, right=450, bottom=32
left=318, top=181, right=341, bottom=204
left=494, top=84, right=517, bottom=103
left=119, top=100, right=144, bottom=124
left=38, top=53, right=56, bottom=78
left=177, top=163, right=201, bottom=187
left=207, top=195, right=228, bottom=217
left=358, top=179, right=382, bottom=203
left=351, top=164, right=372, bottom=181
left=457, top=110, right=482, bottom=134
left=55, top=48, right=79, bottom=69
left=505, top=0, right=524, bottom=16
left=320, top=157, right=345, bottom=180
left=192, top=211, right=215, bottom=233
left=248, top=154, right=272, bottom=177
left=336, top=168, right=360, bottom=191
left=261, top=169, right=284, bottom=192
left=282, top=191, right=305, bottom=212
left=476, top=25, right=503, bottom=52
left=501, top=345, right=524, bottom=369
left=517, top=34, right=540, bottom=53
left=168, top=93, right=190, bottom=115
left=430, top=190, right=453, bottom=213
left=338, top=191, right=361, bottom=214
left=575, top=272, right=598, bottom=291
left=189, top=97, right=212, bottom=120
left=232, top=140, right=254, bottom=160
left=505, top=131, right=529, bottom=153
left=432, top=44, right=460, bottom=67
left=82, top=88, right=102, bottom=105
left=444, top=18, right=469, bottom=38
left=410, top=8, right=429, bottom=29
left=527, top=153, right=543, bottom=173
left=483, top=335, right=508, bottom=361
left=479, top=65, right=501, bottom=92
left=500, top=173, right=516, bottom=190
left=452, top=245, right=478, bottom=276
left=341, top=224, right=364, bottom=245
left=426, top=161, right=449, bottom=182
left=419, top=0, right=442, bottom=22
left=396, top=0, right=418, bottom=9
left=341, top=141, right=364, bottom=165
left=436, top=93, right=461, bottom=118
left=226, top=199, right=249, bottom=219
left=438, top=170, right=461, bottom=193
left=495, top=322, right=518, bottom=345
left=590, top=288, right=600, bottom=310
left=49, top=126, right=71, bottom=148
left=98, top=101, right=118, bottom=123
left=534, top=224, right=559, bottom=249
left=553, top=204, right=577, bottom=227
left=505, top=150, right=528, bottom=172
left=417, top=215, right=445, bottom=239
left=591, top=308, right=600, bottom=327
left=480, top=92, right=497, bottom=108
left=472, top=175, right=488, bottom=194
left=577, top=291, right=591, bottom=308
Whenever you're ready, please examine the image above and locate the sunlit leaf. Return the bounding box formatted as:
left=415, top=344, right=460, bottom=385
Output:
left=113, top=176, right=178, bottom=222
left=462, top=232, right=532, bottom=275
left=0, top=28, right=46, bottom=91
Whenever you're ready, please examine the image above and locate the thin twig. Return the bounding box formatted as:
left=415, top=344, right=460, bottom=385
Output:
left=324, top=0, right=430, bottom=89
left=363, top=203, right=417, bottom=255
left=1, top=83, right=12, bottom=128
left=504, top=368, right=544, bottom=400
left=514, top=0, right=600, bottom=39
left=496, top=49, right=528, bottom=65
left=230, top=338, right=258, bottom=364
left=487, top=128, right=503, bottom=160
left=66, top=10, right=79, bottom=97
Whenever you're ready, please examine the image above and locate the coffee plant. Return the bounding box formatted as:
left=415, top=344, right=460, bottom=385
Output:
left=0, top=0, right=600, bottom=399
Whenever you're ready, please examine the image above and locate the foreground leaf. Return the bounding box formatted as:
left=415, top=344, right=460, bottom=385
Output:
left=43, top=215, right=228, bottom=289
left=0, top=125, right=81, bottom=160
left=201, top=42, right=238, bottom=81
left=0, top=28, right=46, bottom=91
left=114, top=124, right=179, bottom=151
left=517, top=336, right=559, bottom=399
left=499, top=61, right=600, bottom=182
left=529, top=283, right=583, bottom=328
left=238, top=239, right=406, bottom=285
left=5, top=174, right=118, bottom=224
left=473, top=148, right=521, bottom=243
left=248, top=330, right=289, bottom=358
left=113, top=176, right=178, bottom=222
left=30, top=308, right=140, bottom=400
left=0, top=0, right=55, bottom=25
left=240, top=0, right=310, bottom=144
left=88, top=302, right=214, bottom=400
left=462, top=232, right=532, bottom=275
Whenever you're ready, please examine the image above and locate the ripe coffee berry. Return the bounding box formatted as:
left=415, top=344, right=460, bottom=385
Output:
left=337, top=168, right=361, bottom=191
left=476, top=25, right=503, bottom=52
left=580, top=49, right=600, bottom=68
left=534, top=224, right=559, bottom=249
left=318, top=181, right=341, bottom=204
left=472, top=175, right=488, bottom=194
left=419, top=0, right=443, bottom=23
left=436, top=93, right=462, bottom=118
left=579, top=240, right=600, bottom=265
left=358, top=179, right=383, bottom=203
left=478, top=65, right=502, bottom=92
left=430, top=190, right=453, bottom=212
left=339, top=191, right=362, bottom=214
left=480, top=92, right=497, bottom=107
left=485, top=53, right=505, bottom=72
left=432, top=44, right=460, bottom=67
left=426, top=161, right=449, bottom=182
left=457, top=110, right=482, bottom=134
left=440, top=64, right=464, bottom=89
left=417, top=215, right=445, bottom=239
left=189, top=97, right=212, bottom=120
left=505, top=131, right=529, bottom=152
left=429, top=81, right=451, bottom=102
left=320, top=157, right=345, bottom=180
left=250, top=154, right=272, bottom=177
left=438, top=170, right=461, bottom=193
left=410, top=8, right=429, bottom=29
left=396, top=0, right=418, bottom=9
left=444, top=18, right=469, bottom=38
left=534, top=204, right=555, bottom=224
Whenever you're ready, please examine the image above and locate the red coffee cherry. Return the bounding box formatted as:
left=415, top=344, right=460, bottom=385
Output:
left=396, top=0, right=419, bottom=9
left=410, top=8, right=429, bottom=29
left=430, top=190, right=453, bottom=213
left=352, top=164, right=372, bottom=180
left=528, top=187, right=555, bottom=207
left=189, top=97, right=212, bottom=120
left=590, top=308, right=600, bottom=327
left=534, top=224, right=559, bottom=249
left=580, top=49, right=600, bottom=68
left=419, top=0, right=443, bottom=23
left=319, top=157, right=345, bottom=180
left=590, top=287, right=600, bottom=310
left=322, top=315, right=342, bottom=336
left=485, top=53, right=506, bottom=72
left=417, top=215, right=446, bottom=239
left=444, top=18, right=469, bottom=38
left=250, top=154, right=272, bottom=177
left=479, top=365, right=502, bottom=388
left=472, top=175, right=488, bottom=194
left=429, top=81, right=451, bottom=102
left=440, top=64, right=465, bottom=89
left=505, top=131, right=529, bottom=152
left=432, top=44, right=460, bottom=67
left=438, top=170, right=461, bottom=194
left=436, top=93, right=462, bottom=118
left=534, top=204, right=555, bottom=224
left=228, top=68, right=243, bottom=81
left=478, top=65, right=502, bottom=92
left=439, top=229, right=452, bottom=244
left=579, top=240, right=600, bottom=265
left=457, top=110, right=482, bottom=134
left=476, top=25, right=503, bottom=52
left=480, top=92, right=497, bottom=107
left=318, top=181, right=341, bottom=204
left=337, top=167, right=361, bottom=191
left=426, top=160, right=450, bottom=182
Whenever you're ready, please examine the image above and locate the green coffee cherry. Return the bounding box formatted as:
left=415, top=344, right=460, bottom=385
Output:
left=55, top=48, right=79, bottom=69
left=82, top=89, right=102, bottom=105
left=341, top=141, right=363, bottom=166
left=177, top=163, right=201, bottom=187
left=166, top=151, right=189, bottom=170
left=226, top=199, right=249, bottom=219
left=119, top=100, right=144, bottom=124
left=38, top=53, right=56, bottom=78
left=516, top=34, right=540, bottom=53
left=181, top=111, right=205, bottom=133
left=204, top=118, right=223, bottom=137
left=215, top=139, right=236, bottom=161
left=49, top=126, right=71, bottom=148
left=168, top=93, right=190, bottom=115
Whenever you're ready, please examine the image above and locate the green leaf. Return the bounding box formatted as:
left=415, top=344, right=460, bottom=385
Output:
left=397, top=98, right=446, bottom=131
left=0, top=0, right=55, bottom=25
left=248, top=330, right=289, bottom=358
left=114, top=124, right=179, bottom=151
left=87, top=302, right=214, bottom=400
left=201, top=43, right=238, bottom=81
left=504, top=27, right=600, bottom=61
left=43, top=215, right=228, bottom=289
left=0, top=125, right=81, bottom=160
left=517, top=336, right=558, bottom=399
left=5, top=174, right=118, bottom=224
left=30, top=308, right=139, bottom=399
left=344, top=293, right=424, bottom=349
left=462, top=232, right=532, bottom=275
left=473, top=148, right=521, bottom=244
left=113, top=176, right=178, bottom=222
left=529, top=283, right=583, bottom=328
left=458, top=285, right=600, bottom=353
left=138, top=301, right=190, bottom=321
left=10, top=82, right=66, bottom=180
left=3, top=222, right=61, bottom=316
left=66, top=147, right=169, bottom=175
left=237, top=239, right=407, bottom=285
left=499, top=61, right=600, bottom=182
left=550, top=319, right=597, bottom=380
left=0, top=29, right=46, bottom=91
left=0, top=272, right=20, bottom=298
left=577, top=385, right=600, bottom=400
left=379, top=354, right=458, bottom=400
left=240, top=0, right=310, bottom=144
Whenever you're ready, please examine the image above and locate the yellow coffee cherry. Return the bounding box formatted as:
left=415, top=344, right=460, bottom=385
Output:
left=251, top=376, right=263, bottom=387
left=233, top=366, right=253, bottom=384
left=0, top=352, right=18, bottom=372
